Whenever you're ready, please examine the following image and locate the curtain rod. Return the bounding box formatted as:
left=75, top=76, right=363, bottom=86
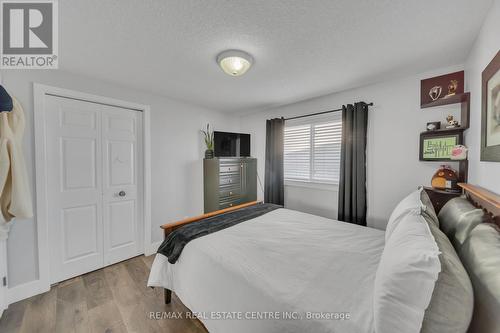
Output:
left=284, top=102, right=373, bottom=121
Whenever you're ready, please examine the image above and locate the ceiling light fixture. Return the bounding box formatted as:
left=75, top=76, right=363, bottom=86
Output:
left=217, top=50, right=253, bottom=76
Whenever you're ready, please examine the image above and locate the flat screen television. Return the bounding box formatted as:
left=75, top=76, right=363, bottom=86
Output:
left=214, top=131, right=251, bottom=157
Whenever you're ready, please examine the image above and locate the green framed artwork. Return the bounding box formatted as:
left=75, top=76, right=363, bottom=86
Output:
left=419, top=131, right=463, bottom=161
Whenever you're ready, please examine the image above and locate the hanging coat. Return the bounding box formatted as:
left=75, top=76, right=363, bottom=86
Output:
left=0, top=97, right=33, bottom=240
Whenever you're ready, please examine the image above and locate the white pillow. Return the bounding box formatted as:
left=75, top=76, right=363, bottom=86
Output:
left=385, top=187, right=426, bottom=241
left=374, top=212, right=441, bottom=333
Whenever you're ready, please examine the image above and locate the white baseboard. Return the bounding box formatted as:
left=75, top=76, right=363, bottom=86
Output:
left=144, top=241, right=162, bottom=256
left=7, top=279, right=50, bottom=305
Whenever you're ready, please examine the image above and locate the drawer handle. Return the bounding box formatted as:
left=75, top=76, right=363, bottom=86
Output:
left=229, top=191, right=233, bottom=195
left=229, top=203, right=233, bottom=207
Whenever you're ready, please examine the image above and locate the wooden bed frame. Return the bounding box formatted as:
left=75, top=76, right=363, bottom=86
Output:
left=459, top=183, right=500, bottom=227
left=159, top=200, right=262, bottom=304
left=157, top=184, right=500, bottom=305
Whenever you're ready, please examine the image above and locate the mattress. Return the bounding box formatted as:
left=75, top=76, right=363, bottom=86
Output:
left=148, top=208, right=385, bottom=333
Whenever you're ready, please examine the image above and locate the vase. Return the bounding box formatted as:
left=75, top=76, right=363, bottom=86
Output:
left=205, top=149, right=214, bottom=159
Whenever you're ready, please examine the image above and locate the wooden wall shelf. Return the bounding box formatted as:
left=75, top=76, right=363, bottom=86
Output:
left=421, top=92, right=470, bottom=129
left=421, top=92, right=469, bottom=109
left=420, top=127, right=466, bottom=135
left=419, top=79, right=470, bottom=184
left=458, top=160, right=468, bottom=183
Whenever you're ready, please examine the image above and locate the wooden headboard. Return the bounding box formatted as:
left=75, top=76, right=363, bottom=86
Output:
left=459, top=183, right=500, bottom=227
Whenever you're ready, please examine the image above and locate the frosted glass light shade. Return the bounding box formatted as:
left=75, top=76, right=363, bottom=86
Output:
left=217, top=50, right=253, bottom=76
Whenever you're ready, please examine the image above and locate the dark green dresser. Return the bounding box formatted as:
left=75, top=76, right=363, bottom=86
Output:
left=203, top=158, right=257, bottom=213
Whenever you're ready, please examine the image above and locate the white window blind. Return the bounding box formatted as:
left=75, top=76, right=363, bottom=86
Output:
left=284, top=113, right=342, bottom=184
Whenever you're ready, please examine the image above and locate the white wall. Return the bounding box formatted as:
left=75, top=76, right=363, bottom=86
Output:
left=465, top=0, right=500, bottom=193
left=3, top=0, right=498, bottom=299
left=240, top=65, right=464, bottom=230
left=1, top=70, right=239, bottom=288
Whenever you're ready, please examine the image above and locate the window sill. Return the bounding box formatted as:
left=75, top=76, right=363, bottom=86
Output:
left=285, top=180, right=339, bottom=191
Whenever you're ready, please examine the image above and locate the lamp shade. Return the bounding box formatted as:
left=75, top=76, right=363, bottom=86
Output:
left=217, top=50, right=253, bottom=76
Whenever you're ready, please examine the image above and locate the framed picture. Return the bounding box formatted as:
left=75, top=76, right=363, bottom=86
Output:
left=481, top=50, right=500, bottom=161
left=420, top=131, right=463, bottom=161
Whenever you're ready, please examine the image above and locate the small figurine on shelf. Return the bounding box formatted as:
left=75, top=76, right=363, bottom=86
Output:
left=444, top=79, right=459, bottom=98
left=431, top=165, right=459, bottom=191
left=428, top=86, right=442, bottom=101
left=450, top=145, right=468, bottom=160
left=445, top=114, right=460, bottom=128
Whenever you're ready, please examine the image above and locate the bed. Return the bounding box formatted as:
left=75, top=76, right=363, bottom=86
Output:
left=149, top=207, right=384, bottom=333
left=147, top=184, right=500, bottom=333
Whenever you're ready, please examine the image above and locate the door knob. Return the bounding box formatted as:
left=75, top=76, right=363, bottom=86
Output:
left=118, top=191, right=126, bottom=197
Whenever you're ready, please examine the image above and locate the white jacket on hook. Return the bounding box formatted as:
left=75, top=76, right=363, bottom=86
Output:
left=0, top=97, right=33, bottom=240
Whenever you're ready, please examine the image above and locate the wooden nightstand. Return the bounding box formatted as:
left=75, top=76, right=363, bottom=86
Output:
left=424, top=187, right=462, bottom=214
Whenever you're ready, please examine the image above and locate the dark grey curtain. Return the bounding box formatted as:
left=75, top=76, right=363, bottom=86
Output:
left=264, top=118, right=284, bottom=205
left=338, top=102, right=369, bottom=225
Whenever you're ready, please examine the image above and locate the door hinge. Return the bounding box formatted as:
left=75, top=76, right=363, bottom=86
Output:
left=2, top=276, right=6, bottom=287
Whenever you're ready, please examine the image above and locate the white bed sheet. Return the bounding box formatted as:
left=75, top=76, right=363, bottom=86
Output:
left=148, top=208, right=385, bottom=333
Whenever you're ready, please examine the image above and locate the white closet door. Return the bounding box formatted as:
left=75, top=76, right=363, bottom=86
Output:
left=101, top=105, right=142, bottom=266
left=45, top=96, right=143, bottom=283
left=46, top=96, right=104, bottom=283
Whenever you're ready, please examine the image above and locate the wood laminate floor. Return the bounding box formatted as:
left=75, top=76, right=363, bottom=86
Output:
left=0, top=255, right=208, bottom=333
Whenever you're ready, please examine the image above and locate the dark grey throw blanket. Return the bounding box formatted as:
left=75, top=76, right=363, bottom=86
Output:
left=158, top=203, right=281, bottom=264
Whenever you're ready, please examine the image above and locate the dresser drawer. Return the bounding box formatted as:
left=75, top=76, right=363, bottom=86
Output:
left=219, top=183, right=240, bottom=193
left=219, top=196, right=242, bottom=209
left=219, top=175, right=240, bottom=186
left=204, top=157, right=257, bottom=214
left=219, top=202, right=236, bottom=209
left=220, top=188, right=241, bottom=198
left=220, top=164, right=241, bottom=174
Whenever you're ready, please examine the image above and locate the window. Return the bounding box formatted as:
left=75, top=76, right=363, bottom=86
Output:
left=284, top=113, right=342, bottom=184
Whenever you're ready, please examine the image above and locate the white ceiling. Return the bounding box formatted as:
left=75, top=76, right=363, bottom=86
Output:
left=60, top=0, right=493, bottom=113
